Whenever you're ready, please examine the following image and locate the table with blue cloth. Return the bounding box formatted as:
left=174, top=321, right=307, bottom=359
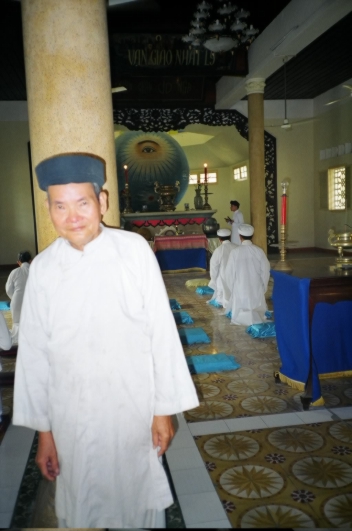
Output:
left=153, top=234, right=208, bottom=272
left=271, top=264, right=352, bottom=409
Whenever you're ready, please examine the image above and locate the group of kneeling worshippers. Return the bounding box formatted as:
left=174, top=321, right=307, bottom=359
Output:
left=2, top=150, right=271, bottom=528
left=208, top=225, right=271, bottom=326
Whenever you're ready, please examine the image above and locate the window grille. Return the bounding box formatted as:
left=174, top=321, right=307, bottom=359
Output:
left=328, top=167, right=346, bottom=210
left=234, top=165, right=248, bottom=181
left=189, top=172, right=217, bottom=184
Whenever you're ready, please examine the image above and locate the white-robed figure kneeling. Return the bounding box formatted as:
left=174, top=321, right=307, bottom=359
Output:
left=208, top=228, right=238, bottom=307
left=225, top=224, right=271, bottom=326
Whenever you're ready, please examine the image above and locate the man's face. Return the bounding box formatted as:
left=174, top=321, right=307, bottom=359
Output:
left=46, top=182, right=107, bottom=251
left=230, top=204, right=238, bottom=212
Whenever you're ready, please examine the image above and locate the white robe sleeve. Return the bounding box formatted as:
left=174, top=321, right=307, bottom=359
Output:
left=5, top=269, right=15, bottom=299
left=140, top=241, right=199, bottom=416
left=260, top=250, right=271, bottom=292
left=208, top=247, right=221, bottom=290
left=13, top=259, right=52, bottom=432
left=0, top=313, right=12, bottom=351
left=237, top=211, right=244, bottom=225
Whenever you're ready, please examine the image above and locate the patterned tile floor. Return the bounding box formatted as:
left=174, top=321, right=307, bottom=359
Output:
left=1, top=255, right=352, bottom=528
left=193, top=421, right=352, bottom=528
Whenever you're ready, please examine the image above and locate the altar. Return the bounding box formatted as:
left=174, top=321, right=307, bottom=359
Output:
left=121, top=209, right=217, bottom=232
left=153, top=234, right=208, bottom=272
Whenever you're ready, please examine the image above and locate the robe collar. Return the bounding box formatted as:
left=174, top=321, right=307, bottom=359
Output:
left=241, top=240, right=253, bottom=246
left=61, top=224, right=106, bottom=267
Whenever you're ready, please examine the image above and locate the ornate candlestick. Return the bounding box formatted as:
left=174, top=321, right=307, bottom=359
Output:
left=202, top=182, right=212, bottom=210
left=273, top=180, right=292, bottom=272
left=122, top=183, right=134, bottom=213
left=202, top=163, right=212, bottom=210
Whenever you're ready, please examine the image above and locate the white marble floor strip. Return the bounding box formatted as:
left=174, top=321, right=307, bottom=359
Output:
left=166, top=406, right=352, bottom=528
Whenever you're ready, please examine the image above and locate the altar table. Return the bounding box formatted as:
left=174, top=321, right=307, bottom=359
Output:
left=271, top=264, right=352, bottom=409
left=154, top=234, right=208, bottom=272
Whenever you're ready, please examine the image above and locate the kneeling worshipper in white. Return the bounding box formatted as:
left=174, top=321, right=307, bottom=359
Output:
left=5, top=251, right=31, bottom=345
left=208, top=228, right=238, bottom=307
left=13, top=152, right=199, bottom=529
left=0, top=312, right=12, bottom=421
left=225, top=223, right=271, bottom=326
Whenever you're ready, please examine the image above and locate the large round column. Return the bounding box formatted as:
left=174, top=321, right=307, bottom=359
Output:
left=245, top=78, right=267, bottom=254
left=21, top=0, right=119, bottom=251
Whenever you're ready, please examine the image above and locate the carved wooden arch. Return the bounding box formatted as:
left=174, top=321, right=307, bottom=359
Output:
left=113, top=107, right=278, bottom=245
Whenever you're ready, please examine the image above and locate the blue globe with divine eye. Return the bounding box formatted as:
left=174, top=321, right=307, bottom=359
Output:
left=115, top=131, right=189, bottom=212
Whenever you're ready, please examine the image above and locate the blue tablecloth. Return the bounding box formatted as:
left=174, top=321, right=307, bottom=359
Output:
left=156, top=248, right=207, bottom=272
left=271, top=270, right=352, bottom=404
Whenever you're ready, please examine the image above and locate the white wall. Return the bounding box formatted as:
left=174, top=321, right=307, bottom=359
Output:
left=272, top=121, right=315, bottom=248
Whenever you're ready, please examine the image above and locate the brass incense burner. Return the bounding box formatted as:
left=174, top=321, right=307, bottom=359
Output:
left=154, top=181, right=180, bottom=212
left=328, top=228, right=352, bottom=268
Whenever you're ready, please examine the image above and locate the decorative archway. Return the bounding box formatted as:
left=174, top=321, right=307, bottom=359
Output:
left=113, top=107, right=278, bottom=245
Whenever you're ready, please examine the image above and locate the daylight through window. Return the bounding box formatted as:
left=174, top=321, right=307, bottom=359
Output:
left=234, top=165, right=248, bottom=181
left=328, top=167, right=346, bottom=210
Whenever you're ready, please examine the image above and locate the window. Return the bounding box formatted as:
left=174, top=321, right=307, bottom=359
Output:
left=328, top=166, right=346, bottom=210
left=234, top=165, right=248, bottom=181
left=189, top=172, right=217, bottom=185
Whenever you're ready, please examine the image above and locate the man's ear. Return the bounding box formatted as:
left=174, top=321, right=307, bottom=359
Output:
left=99, top=190, right=108, bottom=215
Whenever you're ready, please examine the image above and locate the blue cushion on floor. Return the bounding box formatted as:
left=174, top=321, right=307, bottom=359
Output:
left=0, top=301, right=10, bottom=310
left=173, top=311, right=194, bottom=325
left=208, top=299, right=223, bottom=308
left=195, top=286, right=214, bottom=295
left=246, top=322, right=276, bottom=338
left=187, top=353, right=241, bottom=374
left=169, top=298, right=181, bottom=310
left=178, top=327, right=211, bottom=345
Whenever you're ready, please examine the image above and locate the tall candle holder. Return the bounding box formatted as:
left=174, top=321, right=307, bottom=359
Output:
left=202, top=163, right=212, bottom=210
left=122, top=183, right=134, bottom=214
left=273, top=180, right=292, bottom=272
left=202, top=182, right=212, bottom=210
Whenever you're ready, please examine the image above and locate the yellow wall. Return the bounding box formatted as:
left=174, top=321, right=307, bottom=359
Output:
left=176, top=162, right=251, bottom=230
left=314, top=100, right=352, bottom=249
left=0, top=121, right=36, bottom=264
left=272, top=121, right=315, bottom=249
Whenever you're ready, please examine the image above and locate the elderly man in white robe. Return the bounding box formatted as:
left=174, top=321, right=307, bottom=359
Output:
left=208, top=228, right=238, bottom=307
left=225, top=224, right=271, bottom=326
left=5, top=251, right=31, bottom=345
left=13, top=153, right=199, bottom=529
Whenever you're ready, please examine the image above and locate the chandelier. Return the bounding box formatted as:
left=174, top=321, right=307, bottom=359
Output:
left=182, top=1, right=259, bottom=53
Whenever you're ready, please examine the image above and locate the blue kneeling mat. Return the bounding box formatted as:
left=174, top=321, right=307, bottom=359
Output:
left=173, top=311, right=194, bottom=325
left=246, top=322, right=276, bottom=338
left=169, top=298, right=181, bottom=310
left=187, top=353, right=241, bottom=374
left=195, top=286, right=214, bottom=295
left=178, top=327, right=211, bottom=345
left=0, top=301, right=10, bottom=310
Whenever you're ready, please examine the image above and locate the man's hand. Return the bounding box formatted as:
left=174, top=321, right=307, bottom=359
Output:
left=36, top=431, right=60, bottom=481
left=152, top=415, right=175, bottom=457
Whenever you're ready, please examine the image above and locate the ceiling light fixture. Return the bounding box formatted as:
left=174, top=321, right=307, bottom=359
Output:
left=182, top=2, right=259, bottom=53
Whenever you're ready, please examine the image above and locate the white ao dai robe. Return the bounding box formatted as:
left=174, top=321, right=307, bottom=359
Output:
left=208, top=240, right=238, bottom=307
left=13, top=226, right=199, bottom=528
left=228, top=209, right=244, bottom=245
left=225, top=240, right=271, bottom=326
left=5, top=262, right=30, bottom=344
